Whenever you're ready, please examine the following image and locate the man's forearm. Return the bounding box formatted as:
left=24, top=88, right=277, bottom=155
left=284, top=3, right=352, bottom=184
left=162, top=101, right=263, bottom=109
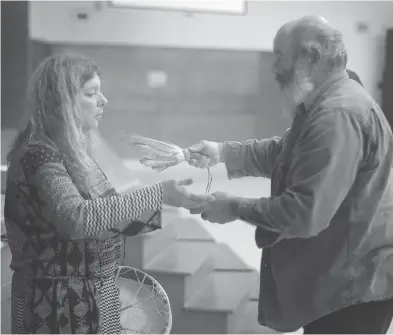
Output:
left=230, top=195, right=281, bottom=248
left=228, top=109, right=363, bottom=241
left=220, top=137, right=284, bottom=180
left=231, top=196, right=283, bottom=233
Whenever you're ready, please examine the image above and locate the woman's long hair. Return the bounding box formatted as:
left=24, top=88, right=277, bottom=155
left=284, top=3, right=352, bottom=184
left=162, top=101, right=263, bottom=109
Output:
left=8, top=54, right=101, bottom=191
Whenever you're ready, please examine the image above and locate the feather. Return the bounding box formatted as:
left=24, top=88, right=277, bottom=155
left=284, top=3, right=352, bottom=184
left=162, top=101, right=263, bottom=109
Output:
left=129, top=135, right=181, bottom=154
left=125, top=135, right=188, bottom=171
left=125, top=134, right=213, bottom=193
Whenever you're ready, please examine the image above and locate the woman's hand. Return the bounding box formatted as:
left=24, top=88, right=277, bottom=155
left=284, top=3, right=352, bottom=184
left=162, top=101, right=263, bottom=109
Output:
left=162, top=178, right=214, bottom=209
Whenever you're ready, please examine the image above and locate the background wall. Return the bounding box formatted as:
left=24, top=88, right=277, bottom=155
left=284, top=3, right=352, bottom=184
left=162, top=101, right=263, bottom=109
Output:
left=27, top=0, right=393, bottom=158
left=29, top=0, right=393, bottom=103
left=1, top=1, right=29, bottom=129
left=48, top=44, right=285, bottom=157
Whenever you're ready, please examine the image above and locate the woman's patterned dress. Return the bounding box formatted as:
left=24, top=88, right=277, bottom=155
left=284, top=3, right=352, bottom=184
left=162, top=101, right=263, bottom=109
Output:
left=4, top=135, right=163, bottom=334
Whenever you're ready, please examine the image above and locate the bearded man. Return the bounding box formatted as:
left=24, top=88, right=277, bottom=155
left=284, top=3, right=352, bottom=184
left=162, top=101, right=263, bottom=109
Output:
left=187, top=16, right=393, bottom=334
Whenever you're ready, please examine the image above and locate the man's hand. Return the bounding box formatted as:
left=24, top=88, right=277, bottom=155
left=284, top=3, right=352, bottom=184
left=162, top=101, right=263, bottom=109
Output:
left=189, top=191, right=241, bottom=224
left=187, top=141, right=223, bottom=168
left=162, top=178, right=214, bottom=209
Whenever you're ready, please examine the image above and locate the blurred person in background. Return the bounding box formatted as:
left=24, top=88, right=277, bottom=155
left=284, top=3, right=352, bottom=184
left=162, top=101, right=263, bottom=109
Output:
left=188, top=16, right=393, bottom=334
left=4, top=54, right=212, bottom=334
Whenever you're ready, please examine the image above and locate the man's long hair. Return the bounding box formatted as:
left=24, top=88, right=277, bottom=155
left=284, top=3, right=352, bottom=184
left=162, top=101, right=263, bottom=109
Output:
left=8, top=54, right=101, bottom=191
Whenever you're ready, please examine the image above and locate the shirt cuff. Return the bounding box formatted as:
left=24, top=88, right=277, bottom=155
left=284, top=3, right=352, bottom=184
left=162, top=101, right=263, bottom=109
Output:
left=222, top=141, right=246, bottom=179
left=237, top=198, right=259, bottom=221
left=238, top=198, right=281, bottom=247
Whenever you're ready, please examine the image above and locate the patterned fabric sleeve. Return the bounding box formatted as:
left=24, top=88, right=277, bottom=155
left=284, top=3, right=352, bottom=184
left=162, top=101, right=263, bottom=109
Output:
left=23, top=147, right=163, bottom=239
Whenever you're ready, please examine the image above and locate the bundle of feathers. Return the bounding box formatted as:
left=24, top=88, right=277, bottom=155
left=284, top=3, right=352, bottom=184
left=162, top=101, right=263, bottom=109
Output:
left=126, top=135, right=193, bottom=172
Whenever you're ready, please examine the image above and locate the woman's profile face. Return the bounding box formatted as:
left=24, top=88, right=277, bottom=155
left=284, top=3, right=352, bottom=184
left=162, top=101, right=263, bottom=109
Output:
left=78, top=72, right=108, bottom=131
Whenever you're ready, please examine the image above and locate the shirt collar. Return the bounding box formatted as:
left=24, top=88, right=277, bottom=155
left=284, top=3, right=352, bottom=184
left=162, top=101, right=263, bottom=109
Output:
left=302, top=70, right=348, bottom=111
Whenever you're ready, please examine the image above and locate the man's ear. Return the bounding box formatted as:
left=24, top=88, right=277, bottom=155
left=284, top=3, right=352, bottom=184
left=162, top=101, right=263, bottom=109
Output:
left=298, top=42, right=321, bottom=66
left=308, top=45, right=321, bottom=65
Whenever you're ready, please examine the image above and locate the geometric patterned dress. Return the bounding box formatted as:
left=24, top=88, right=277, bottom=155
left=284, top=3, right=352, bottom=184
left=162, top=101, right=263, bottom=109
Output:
left=4, top=135, right=163, bottom=334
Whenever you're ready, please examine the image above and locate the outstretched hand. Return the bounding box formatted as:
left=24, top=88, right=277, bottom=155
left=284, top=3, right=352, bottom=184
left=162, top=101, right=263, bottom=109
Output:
left=162, top=178, right=214, bottom=209
left=189, top=191, right=241, bottom=224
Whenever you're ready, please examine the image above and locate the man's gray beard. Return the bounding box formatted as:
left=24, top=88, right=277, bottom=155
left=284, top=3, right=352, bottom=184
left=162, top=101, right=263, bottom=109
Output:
left=284, top=71, right=314, bottom=106
left=279, top=75, right=314, bottom=120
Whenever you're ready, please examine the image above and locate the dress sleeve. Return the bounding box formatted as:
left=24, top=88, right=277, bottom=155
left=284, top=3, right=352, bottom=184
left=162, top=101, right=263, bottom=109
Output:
left=23, top=147, right=163, bottom=240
